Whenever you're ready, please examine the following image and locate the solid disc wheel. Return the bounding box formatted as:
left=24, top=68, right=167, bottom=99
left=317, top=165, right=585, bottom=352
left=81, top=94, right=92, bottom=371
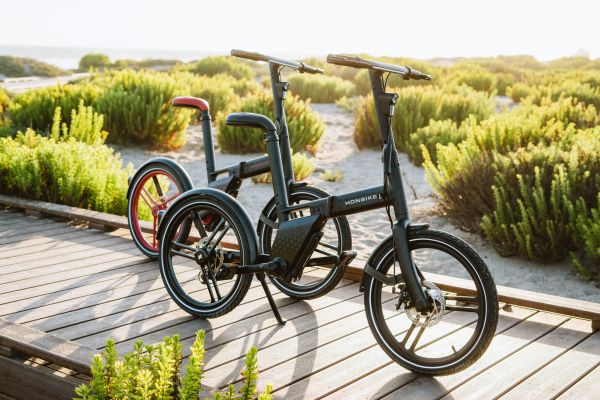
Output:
left=158, top=194, right=253, bottom=318
left=128, top=165, right=189, bottom=259
left=257, top=186, right=352, bottom=300
left=364, top=229, right=498, bottom=376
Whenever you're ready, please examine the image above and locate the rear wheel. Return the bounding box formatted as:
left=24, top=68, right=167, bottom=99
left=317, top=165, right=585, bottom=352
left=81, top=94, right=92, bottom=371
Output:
left=127, top=164, right=191, bottom=258
left=257, top=186, right=352, bottom=300
left=158, top=193, right=253, bottom=318
left=364, top=229, right=498, bottom=375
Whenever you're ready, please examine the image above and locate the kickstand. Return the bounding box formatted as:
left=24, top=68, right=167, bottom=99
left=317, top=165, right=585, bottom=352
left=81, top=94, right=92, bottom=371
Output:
left=256, top=273, right=286, bottom=326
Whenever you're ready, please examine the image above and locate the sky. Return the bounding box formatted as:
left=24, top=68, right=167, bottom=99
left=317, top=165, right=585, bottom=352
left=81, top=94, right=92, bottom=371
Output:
left=1, top=0, right=600, bottom=61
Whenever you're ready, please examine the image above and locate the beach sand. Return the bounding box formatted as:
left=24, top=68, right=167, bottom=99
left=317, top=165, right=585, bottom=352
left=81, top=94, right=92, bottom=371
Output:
left=112, top=103, right=600, bottom=303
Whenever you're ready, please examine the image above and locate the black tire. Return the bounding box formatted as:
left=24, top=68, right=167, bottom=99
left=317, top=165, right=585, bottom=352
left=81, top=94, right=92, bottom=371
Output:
left=364, top=229, right=498, bottom=376
left=158, top=193, right=253, bottom=318
left=127, top=163, right=192, bottom=259
left=257, top=186, right=352, bottom=300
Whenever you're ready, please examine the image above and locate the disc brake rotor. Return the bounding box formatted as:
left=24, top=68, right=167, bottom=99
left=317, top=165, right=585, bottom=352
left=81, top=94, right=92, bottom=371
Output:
left=404, top=280, right=446, bottom=327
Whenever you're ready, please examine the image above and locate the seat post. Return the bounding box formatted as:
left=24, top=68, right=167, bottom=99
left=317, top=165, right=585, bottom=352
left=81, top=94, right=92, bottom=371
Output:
left=200, top=110, right=217, bottom=182
left=269, top=63, right=294, bottom=186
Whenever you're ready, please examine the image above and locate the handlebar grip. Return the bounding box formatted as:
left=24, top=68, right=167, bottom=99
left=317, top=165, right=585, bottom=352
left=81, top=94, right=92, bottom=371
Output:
left=299, top=62, right=324, bottom=74
left=230, top=49, right=266, bottom=62
left=326, top=54, right=372, bottom=69
left=407, top=68, right=432, bottom=81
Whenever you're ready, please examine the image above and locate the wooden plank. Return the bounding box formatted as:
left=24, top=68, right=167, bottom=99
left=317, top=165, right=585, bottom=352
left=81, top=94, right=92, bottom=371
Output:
left=500, top=330, right=600, bottom=400
left=0, top=225, right=96, bottom=252
left=200, top=297, right=480, bottom=396
left=0, top=228, right=106, bottom=260
left=0, top=231, right=131, bottom=268
left=0, top=241, right=137, bottom=281
left=376, top=311, right=568, bottom=400
left=74, top=277, right=301, bottom=349
left=0, top=248, right=144, bottom=292
left=0, top=194, right=152, bottom=233
left=0, top=356, right=81, bottom=400
left=196, top=284, right=364, bottom=372
left=557, top=364, right=600, bottom=400
left=0, top=221, right=74, bottom=245
left=439, top=318, right=593, bottom=400
left=0, top=319, right=94, bottom=374
left=316, top=306, right=535, bottom=400
left=0, top=257, right=156, bottom=304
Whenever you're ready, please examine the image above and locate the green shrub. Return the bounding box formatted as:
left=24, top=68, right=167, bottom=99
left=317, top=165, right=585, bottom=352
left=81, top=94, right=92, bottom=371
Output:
left=252, top=152, right=316, bottom=184
left=50, top=101, right=108, bottom=145
left=9, top=83, right=100, bottom=132
left=320, top=169, right=344, bottom=182
left=216, top=91, right=324, bottom=154
left=0, top=87, right=11, bottom=113
left=79, top=53, right=111, bottom=71
left=94, top=70, right=193, bottom=149
left=0, top=129, right=131, bottom=215
left=188, top=56, right=254, bottom=80
left=353, top=85, right=494, bottom=151
left=407, top=118, right=471, bottom=165
left=451, top=66, right=497, bottom=94
left=506, top=83, right=532, bottom=103
left=0, top=55, right=67, bottom=77
left=422, top=99, right=597, bottom=231
left=74, top=331, right=272, bottom=400
left=480, top=142, right=600, bottom=262
left=287, top=74, right=355, bottom=103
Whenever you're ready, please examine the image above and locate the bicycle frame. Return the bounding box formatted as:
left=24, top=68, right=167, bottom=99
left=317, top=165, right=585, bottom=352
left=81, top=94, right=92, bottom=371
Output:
left=266, top=69, right=430, bottom=312
left=200, top=63, right=295, bottom=197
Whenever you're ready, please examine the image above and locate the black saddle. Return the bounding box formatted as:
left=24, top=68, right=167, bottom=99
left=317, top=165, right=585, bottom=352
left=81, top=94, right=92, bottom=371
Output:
left=225, top=112, right=276, bottom=132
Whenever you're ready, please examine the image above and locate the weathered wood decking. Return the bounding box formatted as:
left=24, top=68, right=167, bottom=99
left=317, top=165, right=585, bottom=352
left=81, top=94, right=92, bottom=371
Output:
left=0, top=203, right=599, bottom=400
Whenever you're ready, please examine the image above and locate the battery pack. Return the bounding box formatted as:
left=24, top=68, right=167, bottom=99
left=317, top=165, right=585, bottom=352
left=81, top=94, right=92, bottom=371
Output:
left=270, top=213, right=326, bottom=282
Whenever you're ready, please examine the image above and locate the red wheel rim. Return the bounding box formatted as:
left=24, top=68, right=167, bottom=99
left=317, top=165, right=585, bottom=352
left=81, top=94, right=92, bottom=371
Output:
left=131, top=170, right=182, bottom=252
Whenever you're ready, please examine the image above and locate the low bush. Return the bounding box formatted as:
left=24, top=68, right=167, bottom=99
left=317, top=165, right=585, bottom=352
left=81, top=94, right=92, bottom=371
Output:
left=0, top=129, right=131, bottom=215
left=320, top=169, right=344, bottom=182
left=287, top=74, right=355, bottom=103
left=0, top=87, right=11, bottom=114
left=9, top=83, right=101, bottom=132
left=353, top=85, right=494, bottom=151
left=407, top=118, right=471, bottom=165
left=0, top=55, right=67, bottom=77
left=450, top=66, right=498, bottom=94
left=251, top=152, right=316, bottom=184
left=79, top=53, right=111, bottom=71
left=216, top=91, right=324, bottom=154
left=188, top=56, right=254, bottom=80
left=50, top=100, right=108, bottom=145
left=74, top=331, right=272, bottom=400
left=480, top=142, right=600, bottom=263
left=94, top=70, right=193, bottom=149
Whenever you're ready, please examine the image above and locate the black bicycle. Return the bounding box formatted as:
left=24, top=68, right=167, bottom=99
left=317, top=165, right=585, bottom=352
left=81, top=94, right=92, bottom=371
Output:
left=157, top=54, right=499, bottom=375
left=127, top=50, right=354, bottom=300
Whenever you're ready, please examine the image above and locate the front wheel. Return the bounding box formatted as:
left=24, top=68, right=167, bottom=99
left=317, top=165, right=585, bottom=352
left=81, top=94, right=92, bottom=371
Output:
left=364, top=229, right=498, bottom=376
left=257, top=186, right=352, bottom=300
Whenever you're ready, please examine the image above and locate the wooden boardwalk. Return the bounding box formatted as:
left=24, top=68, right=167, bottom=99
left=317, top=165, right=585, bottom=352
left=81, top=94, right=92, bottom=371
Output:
left=1, top=205, right=599, bottom=399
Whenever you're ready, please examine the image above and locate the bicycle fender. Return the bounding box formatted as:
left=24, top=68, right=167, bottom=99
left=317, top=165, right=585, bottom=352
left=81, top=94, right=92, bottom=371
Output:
left=126, top=157, right=194, bottom=200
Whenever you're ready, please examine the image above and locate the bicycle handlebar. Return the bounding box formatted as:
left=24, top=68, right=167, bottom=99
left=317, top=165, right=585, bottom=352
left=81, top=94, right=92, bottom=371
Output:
left=231, top=49, right=323, bottom=74
left=327, top=54, right=431, bottom=80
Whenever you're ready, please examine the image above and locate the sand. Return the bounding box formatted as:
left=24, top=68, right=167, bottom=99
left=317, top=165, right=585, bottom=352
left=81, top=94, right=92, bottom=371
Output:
left=112, top=103, right=600, bottom=303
